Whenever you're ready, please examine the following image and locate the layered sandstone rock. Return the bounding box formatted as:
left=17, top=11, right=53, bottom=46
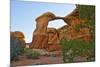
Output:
left=57, top=7, right=92, bottom=41
left=57, top=8, right=80, bottom=40
left=30, top=12, right=56, bottom=49
left=46, top=28, right=61, bottom=51
left=30, top=12, right=63, bottom=50
left=63, top=7, right=79, bottom=25
left=47, top=28, right=59, bottom=44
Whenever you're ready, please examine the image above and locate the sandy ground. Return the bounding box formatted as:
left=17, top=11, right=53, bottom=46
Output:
left=11, top=47, right=63, bottom=66
left=11, top=45, right=91, bottom=66
left=11, top=55, right=63, bottom=66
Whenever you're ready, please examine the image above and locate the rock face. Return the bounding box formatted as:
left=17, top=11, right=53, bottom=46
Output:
left=46, top=28, right=61, bottom=51
left=58, top=7, right=92, bottom=41
left=63, top=7, right=79, bottom=25
left=47, top=28, right=59, bottom=44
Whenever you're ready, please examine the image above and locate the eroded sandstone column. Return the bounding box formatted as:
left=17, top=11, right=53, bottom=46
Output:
left=46, top=28, right=61, bottom=51
left=30, top=12, right=56, bottom=49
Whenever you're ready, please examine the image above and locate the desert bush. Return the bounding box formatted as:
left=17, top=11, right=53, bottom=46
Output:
left=60, top=39, right=95, bottom=63
left=24, top=48, right=40, bottom=59
left=10, top=36, right=25, bottom=61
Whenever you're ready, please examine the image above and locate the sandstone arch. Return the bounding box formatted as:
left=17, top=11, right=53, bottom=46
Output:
left=30, top=7, right=81, bottom=50
left=29, top=12, right=65, bottom=49
left=30, top=6, right=92, bottom=51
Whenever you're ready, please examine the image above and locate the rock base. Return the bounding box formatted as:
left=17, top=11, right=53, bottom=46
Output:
left=30, top=35, right=48, bottom=49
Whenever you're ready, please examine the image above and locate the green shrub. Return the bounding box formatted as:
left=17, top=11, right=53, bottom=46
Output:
left=60, top=39, right=95, bottom=63
left=77, top=5, right=95, bottom=22
left=24, top=48, right=40, bottom=59
left=10, top=36, right=25, bottom=61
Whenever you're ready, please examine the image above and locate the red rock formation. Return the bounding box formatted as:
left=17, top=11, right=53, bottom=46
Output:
left=30, top=12, right=56, bottom=49
left=47, top=28, right=59, bottom=44
left=30, top=12, right=63, bottom=50
left=30, top=7, right=92, bottom=51
left=57, top=7, right=92, bottom=42
left=30, top=35, right=48, bottom=49
left=11, top=31, right=26, bottom=46
left=11, top=31, right=25, bottom=38
left=47, top=28, right=61, bottom=51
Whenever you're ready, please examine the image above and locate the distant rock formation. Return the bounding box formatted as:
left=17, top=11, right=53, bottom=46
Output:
left=11, top=31, right=26, bottom=46
left=11, top=31, right=25, bottom=38
left=10, top=31, right=25, bottom=60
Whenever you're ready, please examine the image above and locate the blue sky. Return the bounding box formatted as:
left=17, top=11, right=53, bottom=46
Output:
left=11, top=0, right=76, bottom=43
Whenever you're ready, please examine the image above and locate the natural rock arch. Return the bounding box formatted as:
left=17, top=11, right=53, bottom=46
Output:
left=29, top=6, right=92, bottom=51
left=29, top=12, right=65, bottom=49
left=29, top=7, right=81, bottom=51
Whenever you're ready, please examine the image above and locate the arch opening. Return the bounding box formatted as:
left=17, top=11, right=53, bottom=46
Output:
left=48, top=19, right=67, bottom=29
